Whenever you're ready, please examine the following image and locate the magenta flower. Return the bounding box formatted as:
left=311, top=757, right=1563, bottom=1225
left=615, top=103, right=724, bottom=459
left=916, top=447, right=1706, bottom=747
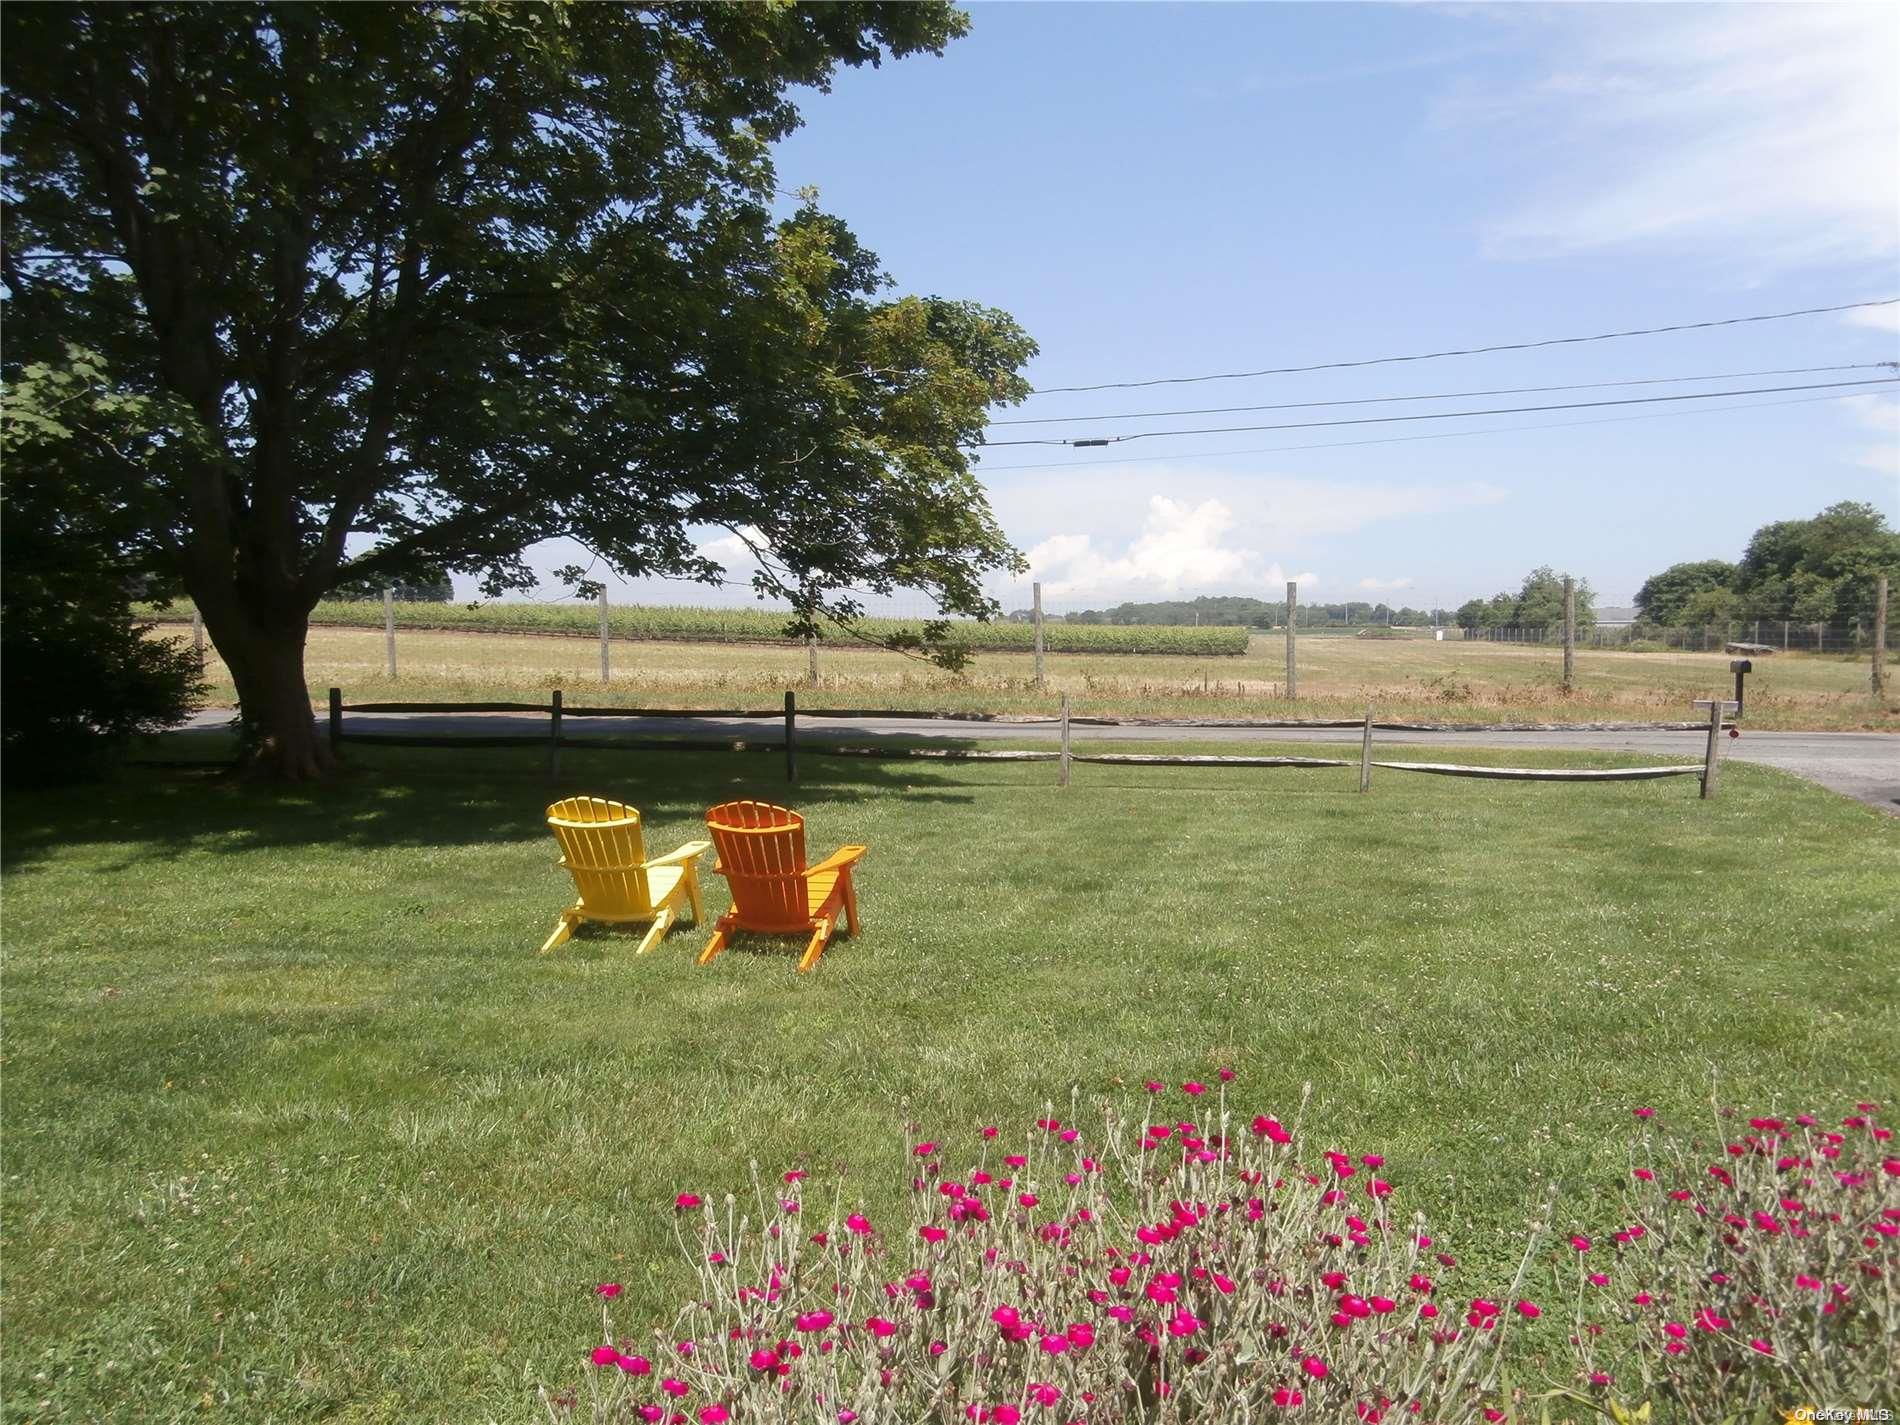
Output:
left=1144, top=1081, right=1164, bottom=1094
left=1218, top=1067, right=1236, bottom=1082
left=748, top=1348, right=778, bottom=1371
left=1570, top=1235, right=1592, bottom=1253
left=1749, top=1338, right=1773, bottom=1356
left=1018, top=1192, right=1038, bottom=1208
left=1515, top=1300, right=1541, bottom=1320
left=1066, top=1321, right=1096, bottom=1349
left=1634, top=1107, right=1656, bottom=1118
left=1168, top=1308, right=1201, bottom=1337
left=796, top=1311, right=834, bottom=1332
left=595, top=1282, right=622, bottom=1298
left=699, top=1408, right=730, bottom=1424
left=783, top=1169, right=806, bottom=1183
left=914, top=1142, right=937, bottom=1158
left=866, top=1317, right=896, bottom=1339
left=1301, top=1355, right=1329, bottom=1379
left=1272, top=1386, right=1303, bottom=1408
left=616, top=1354, right=651, bottom=1375
left=845, top=1214, right=873, bottom=1235
left=980, top=1125, right=999, bottom=1138
left=661, top=1377, right=689, bottom=1398
left=675, top=1192, right=702, bottom=1209
left=1039, top=1333, right=1069, bottom=1355
left=918, top=1226, right=947, bottom=1243
left=1182, top=1081, right=1207, bottom=1096
left=590, top=1346, right=617, bottom=1367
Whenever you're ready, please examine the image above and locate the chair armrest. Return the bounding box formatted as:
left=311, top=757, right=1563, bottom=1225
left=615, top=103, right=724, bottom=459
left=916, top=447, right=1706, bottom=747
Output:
left=806, top=845, right=868, bottom=878
left=644, top=840, right=712, bottom=870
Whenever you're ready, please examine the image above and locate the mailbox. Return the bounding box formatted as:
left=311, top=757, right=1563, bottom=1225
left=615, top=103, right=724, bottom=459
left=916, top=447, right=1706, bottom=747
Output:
left=1728, top=658, right=1752, bottom=716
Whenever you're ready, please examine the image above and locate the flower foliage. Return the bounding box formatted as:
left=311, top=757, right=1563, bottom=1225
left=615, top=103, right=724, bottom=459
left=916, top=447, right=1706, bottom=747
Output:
left=557, top=1089, right=1896, bottom=1424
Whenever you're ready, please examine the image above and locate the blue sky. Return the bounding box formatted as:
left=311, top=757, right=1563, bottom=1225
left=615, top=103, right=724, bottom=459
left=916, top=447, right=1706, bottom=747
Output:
left=513, top=2, right=1900, bottom=615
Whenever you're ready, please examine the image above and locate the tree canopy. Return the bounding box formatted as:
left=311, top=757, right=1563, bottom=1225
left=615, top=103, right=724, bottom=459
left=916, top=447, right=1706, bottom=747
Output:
left=1630, top=503, right=1899, bottom=626
left=1, top=1, right=1035, bottom=776
left=1453, top=567, right=1596, bottom=631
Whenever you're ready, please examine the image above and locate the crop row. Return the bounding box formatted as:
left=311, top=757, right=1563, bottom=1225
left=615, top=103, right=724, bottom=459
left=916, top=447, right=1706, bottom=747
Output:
left=145, top=600, right=1250, bottom=656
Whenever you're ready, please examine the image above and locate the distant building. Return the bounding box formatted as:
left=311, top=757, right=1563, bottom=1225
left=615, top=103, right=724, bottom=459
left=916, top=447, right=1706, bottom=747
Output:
left=1595, top=605, right=1638, bottom=627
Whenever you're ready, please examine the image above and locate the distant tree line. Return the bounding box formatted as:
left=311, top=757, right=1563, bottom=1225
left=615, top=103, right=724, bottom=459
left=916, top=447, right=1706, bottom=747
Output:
left=1452, top=567, right=1596, bottom=631
left=1010, top=595, right=1453, bottom=627
left=1633, top=502, right=1899, bottom=627
left=331, top=574, right=456, bottom=603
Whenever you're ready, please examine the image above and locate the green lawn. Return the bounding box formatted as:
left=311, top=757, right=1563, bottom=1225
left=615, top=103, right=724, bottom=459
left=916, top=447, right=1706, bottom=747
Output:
left=3, top=742, right=1896, bottom=1422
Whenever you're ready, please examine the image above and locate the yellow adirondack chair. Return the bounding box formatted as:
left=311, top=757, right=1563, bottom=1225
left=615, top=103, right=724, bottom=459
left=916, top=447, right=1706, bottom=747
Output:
left=698, top=800, right=866, bottom=974
left=541, top=797, right=709, bottom=955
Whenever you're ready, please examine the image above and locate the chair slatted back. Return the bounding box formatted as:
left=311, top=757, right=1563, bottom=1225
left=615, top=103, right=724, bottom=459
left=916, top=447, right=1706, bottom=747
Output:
left=706, top=800, right=808, bottom=928
left=547, top=796, right=653, bottom=917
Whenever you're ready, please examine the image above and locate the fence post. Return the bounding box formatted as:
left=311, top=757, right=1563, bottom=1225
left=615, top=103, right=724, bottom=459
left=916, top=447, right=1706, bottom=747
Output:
left=191, top=608, right=205, bottom=661
left=1874, top=575, right=1889, bottom=699
left=1059, top=691, right=1071, bottom=788
left=1782, top=620, right=1789, bottom=653
left=1700, top=699, right=1723, bottom=801
left=1285, top=581, right=1298, bottom=701
left=1358, top=704, right=1373, bottom=793
left=598, top=589, right=610, bottom=684
left=784, top=690, right=797, bottom=784
left=549, top=689, right=563, bottom=780
left=1033, top=581, right=1046, bottom=690
left=807, top=632, right=819, bottom=687
left=383, top=588, right=397, bottom=678
left=1816, top=622, right=1824, bottom=654
left=1562, top=577, right=1575, bottom=691
left=328, top=687, right=342, bottom=755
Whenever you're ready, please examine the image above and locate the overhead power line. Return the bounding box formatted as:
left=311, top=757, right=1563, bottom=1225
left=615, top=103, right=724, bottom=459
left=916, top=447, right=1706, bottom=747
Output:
left=970, top=376, right=1899, bottom=448
left=988, top=361, right=1896, bottom=427
left=975, top=386, right=1896, bottom=473
left=1023, top=297, right=1900, bottom=396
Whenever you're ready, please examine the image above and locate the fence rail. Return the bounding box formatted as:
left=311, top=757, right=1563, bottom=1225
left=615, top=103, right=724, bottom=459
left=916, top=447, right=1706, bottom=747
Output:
left=1464, top=619, right=1895, bottom=653
left=324, top=690, right=1722, bottom=797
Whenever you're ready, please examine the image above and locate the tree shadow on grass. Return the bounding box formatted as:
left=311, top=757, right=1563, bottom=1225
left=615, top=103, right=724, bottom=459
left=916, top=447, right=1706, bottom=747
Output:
left=0, top=730, right=999, bottom=871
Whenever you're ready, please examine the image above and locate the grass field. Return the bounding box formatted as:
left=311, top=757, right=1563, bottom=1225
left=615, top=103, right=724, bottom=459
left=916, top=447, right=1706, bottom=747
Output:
left=154, top=620, right=1899, bottom=730
left=4, top=739, right=1896, bottom=1421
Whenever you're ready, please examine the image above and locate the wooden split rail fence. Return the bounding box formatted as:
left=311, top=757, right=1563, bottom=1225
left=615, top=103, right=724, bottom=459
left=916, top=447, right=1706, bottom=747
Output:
left=326, top=689, right=1730, bottom=797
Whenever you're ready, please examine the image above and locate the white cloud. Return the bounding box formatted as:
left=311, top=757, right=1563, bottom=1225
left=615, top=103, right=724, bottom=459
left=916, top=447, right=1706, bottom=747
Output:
left=1358, top=576, right=1414, bottom=592
left=1024, top=496, right=1314, bottom=600
left=1842, top=305, right=1900, bottom=335
left=1839, top=392, right=1900, bottom=476
left=1451, top=5, right=1900, bottom=270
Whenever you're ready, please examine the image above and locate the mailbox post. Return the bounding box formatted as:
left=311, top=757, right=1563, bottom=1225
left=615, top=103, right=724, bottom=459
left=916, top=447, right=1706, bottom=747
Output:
left=1728, top=658, right=1752, bottom=719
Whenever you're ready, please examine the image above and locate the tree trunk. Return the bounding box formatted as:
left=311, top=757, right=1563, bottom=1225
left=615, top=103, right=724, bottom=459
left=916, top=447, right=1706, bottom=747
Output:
left=196, top=592, right=334, bottom=781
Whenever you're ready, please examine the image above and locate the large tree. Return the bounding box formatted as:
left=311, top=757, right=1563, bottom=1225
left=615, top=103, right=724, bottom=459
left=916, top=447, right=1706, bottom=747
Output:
left=1732, top=502, right=1899, bottom=622
left=2, top=2, right=1035, bottom=778
left=1633, top=559, right=1740, bottom=626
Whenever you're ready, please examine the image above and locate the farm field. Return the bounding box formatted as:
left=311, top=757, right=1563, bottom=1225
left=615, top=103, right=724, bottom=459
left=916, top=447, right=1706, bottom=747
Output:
left=3, top=738, right=1896, bottom=1422
left=151, top=620, right=1899, bottom=731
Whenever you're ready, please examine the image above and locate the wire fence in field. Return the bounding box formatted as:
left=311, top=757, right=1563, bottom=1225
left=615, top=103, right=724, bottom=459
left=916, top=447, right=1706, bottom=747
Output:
left=1461, top=619, right=1895, bottom=654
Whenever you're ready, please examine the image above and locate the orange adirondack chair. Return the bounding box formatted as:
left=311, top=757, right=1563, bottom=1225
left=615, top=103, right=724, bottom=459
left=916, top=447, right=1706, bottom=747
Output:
left=541, top=797, right=708, bottom=955
left=698, top=801, right=866, bottom=973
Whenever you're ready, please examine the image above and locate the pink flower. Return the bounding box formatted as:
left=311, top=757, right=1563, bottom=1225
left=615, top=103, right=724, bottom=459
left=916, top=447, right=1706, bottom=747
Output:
left=1145, top=1081, right=1164, bottom=1093
left=845, top=1213, right=873, bottom=1235
left=1029, top=1382, right=1061, bottom=1408
left=866, top=1317, right=896, bottom=1339
left=783, top=1169, right=806, bottom=1182
left=590, top=1346, right=617, bottom=1367
left=1168, top=1308, right=1200, bottom=1337
left=748, top=1348, right=778, bottom=1371
left=1569, top=1236, right=1591, bottom=1253
left=639, top=1409, right=663, bottom=1424
left=699, top=1408, right=730, bottom=1424
left=1018, top=1192, right=1039, bottom=1208
left=1066, top=1322, right=1096, bottom=1349
left=914, top=1142, right=937, bottom=1158
left=796, top=1311, right=834, bottom=1332
left=1273, top=1386, right=1304, bottom=1407
left=1039, top=1333, right=1070, bottom=1355
left=661, top=1377, right=689, bottom=1398
left=674, top=1192, right=701, bottom=1209
left=1218, top=1068, right=1236, bottom=1082
left=1749, top=1339, right=1773, bottom=1356
left=1515, top=1300, right=1541, bottom=1320
left=1634, top=1107, right=1655, bottom=1118
left=1301, top=1355, right=1329, bottom=1379
left=980, top=1125, right=999, bottom=1138
left=595, top=1282, right=622, bottom=1298
left=616, top=1354, right=651, bottom=1375
left=1182, top=1081, right=1207, bottom=1096
left=918, top=1226, right=946, bottom=1243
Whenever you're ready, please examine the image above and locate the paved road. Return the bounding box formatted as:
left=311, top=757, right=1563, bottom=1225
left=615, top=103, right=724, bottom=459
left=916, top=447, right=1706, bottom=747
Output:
left=183, top=710, right=1899, bottom=814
